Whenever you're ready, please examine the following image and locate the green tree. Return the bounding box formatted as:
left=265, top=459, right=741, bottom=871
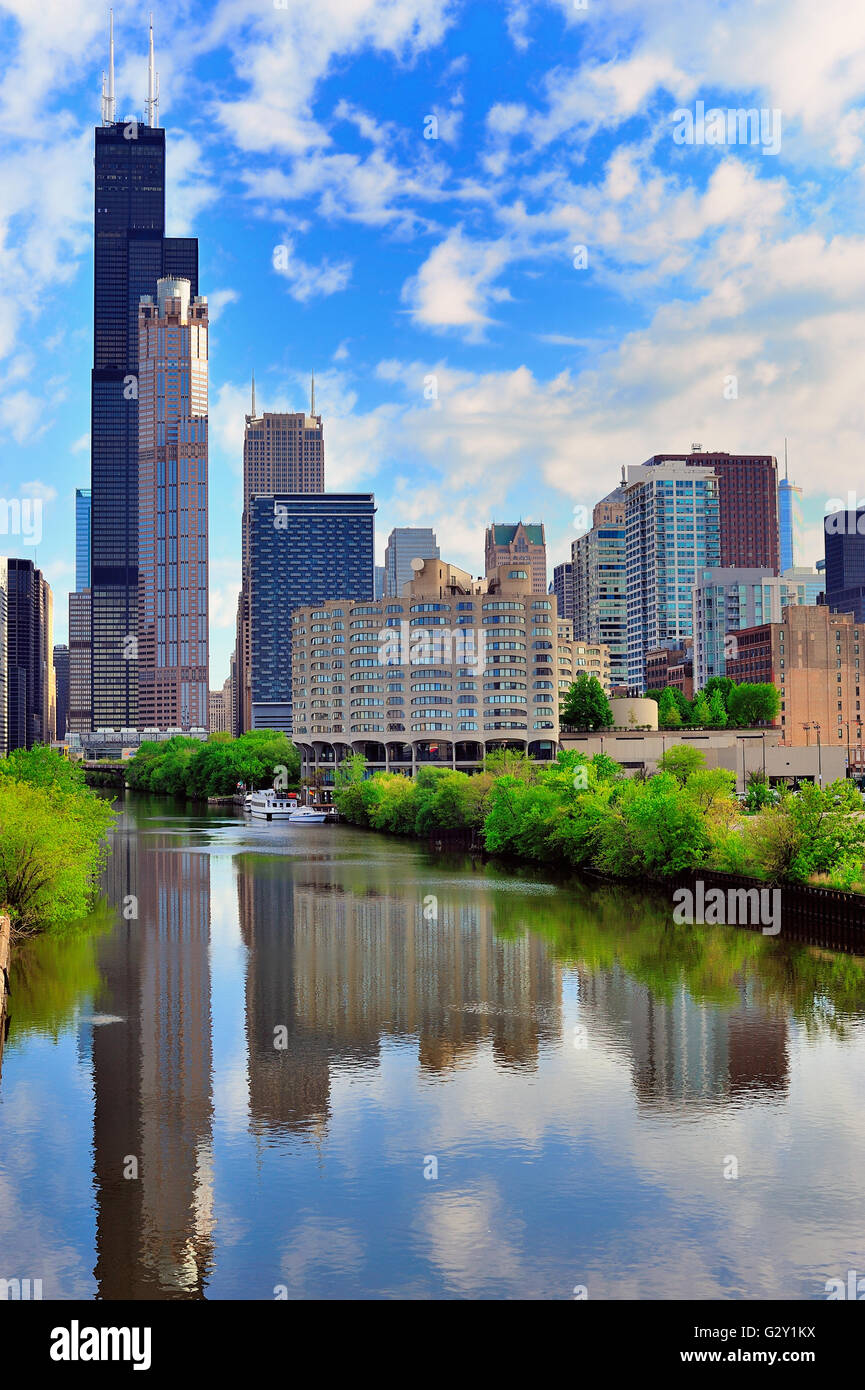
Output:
left=707, top=689, right=728, bottom=728
left=657, top=745, right=706, bottom=783
left=727, top=682, right=781, bottom=727
left=691, top=692, right=711, bottom=727
left=658, top=687, right=682, bottom=728
left=561, top=673, right=613, bottom=730
left=332, top=753, right=369, bottom=824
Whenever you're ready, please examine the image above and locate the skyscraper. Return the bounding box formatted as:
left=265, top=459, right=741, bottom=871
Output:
left=571, top=489, right=628, bottom=690
left=643, top=448, right=779, bottom=571
left=691, top=568, right=786, bottom=689
left=75, top=488, right=91, bottom=590
left=383, top=527, right=440, bottom=597
left=234, top=382, right=325, bottom=733
left=137, top=278, right=209, bottom=731
left=551, top=562, right=573, bottom=623
left=69, top=486, right=92, bottom=733
left=5, top=559, right=54, bottom=751
left=624, top=462, right=720, bottom=693
left=778, top=478, right=802, bottom=573
left=0, top=560, right=7, bottom=758
left=90, top=17, right=198, bottom=730
left=824, top=505, right=865, bottom=622
left=250, top=493, right=376, bottom=733
left=54, top=644, right=70, bottom=739
left=485, top=522, right=546, bottom=595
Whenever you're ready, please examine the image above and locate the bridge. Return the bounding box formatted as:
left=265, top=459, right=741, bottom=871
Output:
left=82, top=760, right=127, bottom=785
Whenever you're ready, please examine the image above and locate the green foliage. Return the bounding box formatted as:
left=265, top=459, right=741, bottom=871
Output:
left=595, top=773, right=711, bottom=877
left=125, top=730, right=300, bottom=799
left=332, top=752, right=371, bottom=825
left=744, top=771, right=775, bottom=813
left=657, top=744, right=706, bottom=783
left=0, top=747, right=116, bottom=935
left=727, top=682, right=781, bottom=727
left=691, top=692, right=711, bottom=727
left=658, top=687, right=682, bottom=728
left=703, top=676, right=733, bottom=706
left=707, top=689, right=728, bottom=728
left=561, top=673, right=613, bottom=730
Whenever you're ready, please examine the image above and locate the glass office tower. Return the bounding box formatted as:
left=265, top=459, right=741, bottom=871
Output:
left=91, top=118, right=198, bottom=729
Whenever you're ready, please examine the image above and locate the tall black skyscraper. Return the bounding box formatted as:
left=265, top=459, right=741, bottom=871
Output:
left=90, top=17, right=197, bottom=728
left=824, top=506, right=865, bottom=621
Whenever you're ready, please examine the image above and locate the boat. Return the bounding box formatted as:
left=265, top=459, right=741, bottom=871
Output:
left=248, top=790, right=297, bottom=820
left=287, top=805, right=328, bottom=824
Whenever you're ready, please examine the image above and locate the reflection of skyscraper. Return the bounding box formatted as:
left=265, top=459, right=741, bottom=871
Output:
left=91, top=822, right=213, bottom=1298
left=577, top=965, right=788, bottom=1110
left=236, top=854, right=562, bottom=1138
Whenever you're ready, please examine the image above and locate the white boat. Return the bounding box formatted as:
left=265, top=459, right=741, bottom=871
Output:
left=248, top=790, right=297, bottom=820
left=288, top=805, right=328, bottom=824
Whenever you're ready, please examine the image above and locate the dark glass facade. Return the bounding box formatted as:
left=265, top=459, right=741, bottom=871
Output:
left=91, top=121, right=198, bottom=729
left=250, top=494, right=375, bottom=732
left=53, top=644, right=70, bottom=739
left=824, top=508, right=865, bottom=621
left=6, top=559, right=49, bottom=751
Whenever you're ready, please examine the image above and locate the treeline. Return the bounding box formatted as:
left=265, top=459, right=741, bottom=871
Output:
left=0, top=746, right=116, bottom=936
left=333, top=748, right=865, bottom=892
left=561, top=672, right=780, bottom=731
left=125, top=730, right=300, bottom=799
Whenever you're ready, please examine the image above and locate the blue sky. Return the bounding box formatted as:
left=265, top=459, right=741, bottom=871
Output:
left=2, top=0, right=865, bottom=683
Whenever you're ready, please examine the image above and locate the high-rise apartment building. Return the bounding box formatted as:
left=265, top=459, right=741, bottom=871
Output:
left=644, top=448, right=779, bottom=571
left=691, top=568, right=786, bottom=689
left=53, top=644, right=70, bottom=740
left=552, top=562, right=573, bottom=623
left=781, top=566, right=823, bottom=607
left=136, top=278, right=209, bottom=731
left=249, top=493, right=376, bottom=733
left=571, top=489, right=627, bottom=690
left=234, top=388, right=325, bottom=733
left=90, top=20, right=198, bottom=730
left=726, top=604, right=863, bottom=760
left=5, top=559, right=54, bottom=750
left=625, top=462, right=720, bottom=693
left=485, top=522, right=546, bottom=595
left=208, top=687, right=229, bottom=733
left=291, top=558, right=574, bottom=786
left=383, top=527, right=440, bottom=597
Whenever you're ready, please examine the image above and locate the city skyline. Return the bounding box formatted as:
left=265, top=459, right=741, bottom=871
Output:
left=0, top=2, right=854, bottom=686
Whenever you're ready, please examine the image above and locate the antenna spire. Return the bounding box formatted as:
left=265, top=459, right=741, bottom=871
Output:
left=784, top=436, right=788, bottom=480
left=147, top=14, right=159, bottom=127
left=107, top=10, right=116, bottom=124
left=310, top=369, right=315, bottom=417
left=251, top=370, right=256, bottom=418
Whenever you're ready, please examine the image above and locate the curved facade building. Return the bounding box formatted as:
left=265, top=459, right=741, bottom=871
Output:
left=292, top=558, right=580, bottom=789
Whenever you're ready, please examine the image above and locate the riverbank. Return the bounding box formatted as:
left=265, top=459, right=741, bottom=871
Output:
left=332, top=748, right=865, bottom=903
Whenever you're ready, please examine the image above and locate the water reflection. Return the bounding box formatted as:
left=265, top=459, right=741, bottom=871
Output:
left=1, top=795, right=864, bottom=1300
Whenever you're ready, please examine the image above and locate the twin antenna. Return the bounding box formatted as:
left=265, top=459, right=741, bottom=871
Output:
left=100, top=10, right=159, bottom=127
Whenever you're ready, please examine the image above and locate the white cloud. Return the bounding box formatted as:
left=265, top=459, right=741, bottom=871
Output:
left=272, top=238, right=352, bottom=302
left=401, top=228, right=513, bottom=336
left=208, top=288, right=240, bottom=323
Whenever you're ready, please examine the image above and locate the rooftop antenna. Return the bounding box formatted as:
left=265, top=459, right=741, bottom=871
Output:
left=107, top=10, right=116, bottom=124
left=146, top=14, right=159, bottom=127
left=101, top=69, right=107, bottom=125
left=251, top=369, right=256, bottom=418
left=784, top=436, right=788, bottom=480
left=310, top=369, right=315, bottom=417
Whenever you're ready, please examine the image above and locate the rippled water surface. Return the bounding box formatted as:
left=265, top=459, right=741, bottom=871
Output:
left=1, top=795, right=864, bottom=1300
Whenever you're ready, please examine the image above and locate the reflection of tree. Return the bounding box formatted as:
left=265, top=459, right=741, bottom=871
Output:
left=9, top=900, right=114, bottom=1039
left=476, top=866, right=865, bottom=1038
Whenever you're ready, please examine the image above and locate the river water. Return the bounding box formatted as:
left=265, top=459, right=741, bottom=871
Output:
left=1, top=794, right=864, bottom=1300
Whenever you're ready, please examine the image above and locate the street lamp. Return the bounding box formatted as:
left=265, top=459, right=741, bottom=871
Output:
left=812, top=721, right=822, bottom=788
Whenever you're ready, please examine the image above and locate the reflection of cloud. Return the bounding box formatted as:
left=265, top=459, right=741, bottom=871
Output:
left=415, top=1182, right=527, bottom=1295
left=276, top=1216, right=366, bottom=1297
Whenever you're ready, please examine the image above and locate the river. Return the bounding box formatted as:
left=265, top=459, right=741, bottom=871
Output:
left=1, top=794, right=864, bottom=1300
